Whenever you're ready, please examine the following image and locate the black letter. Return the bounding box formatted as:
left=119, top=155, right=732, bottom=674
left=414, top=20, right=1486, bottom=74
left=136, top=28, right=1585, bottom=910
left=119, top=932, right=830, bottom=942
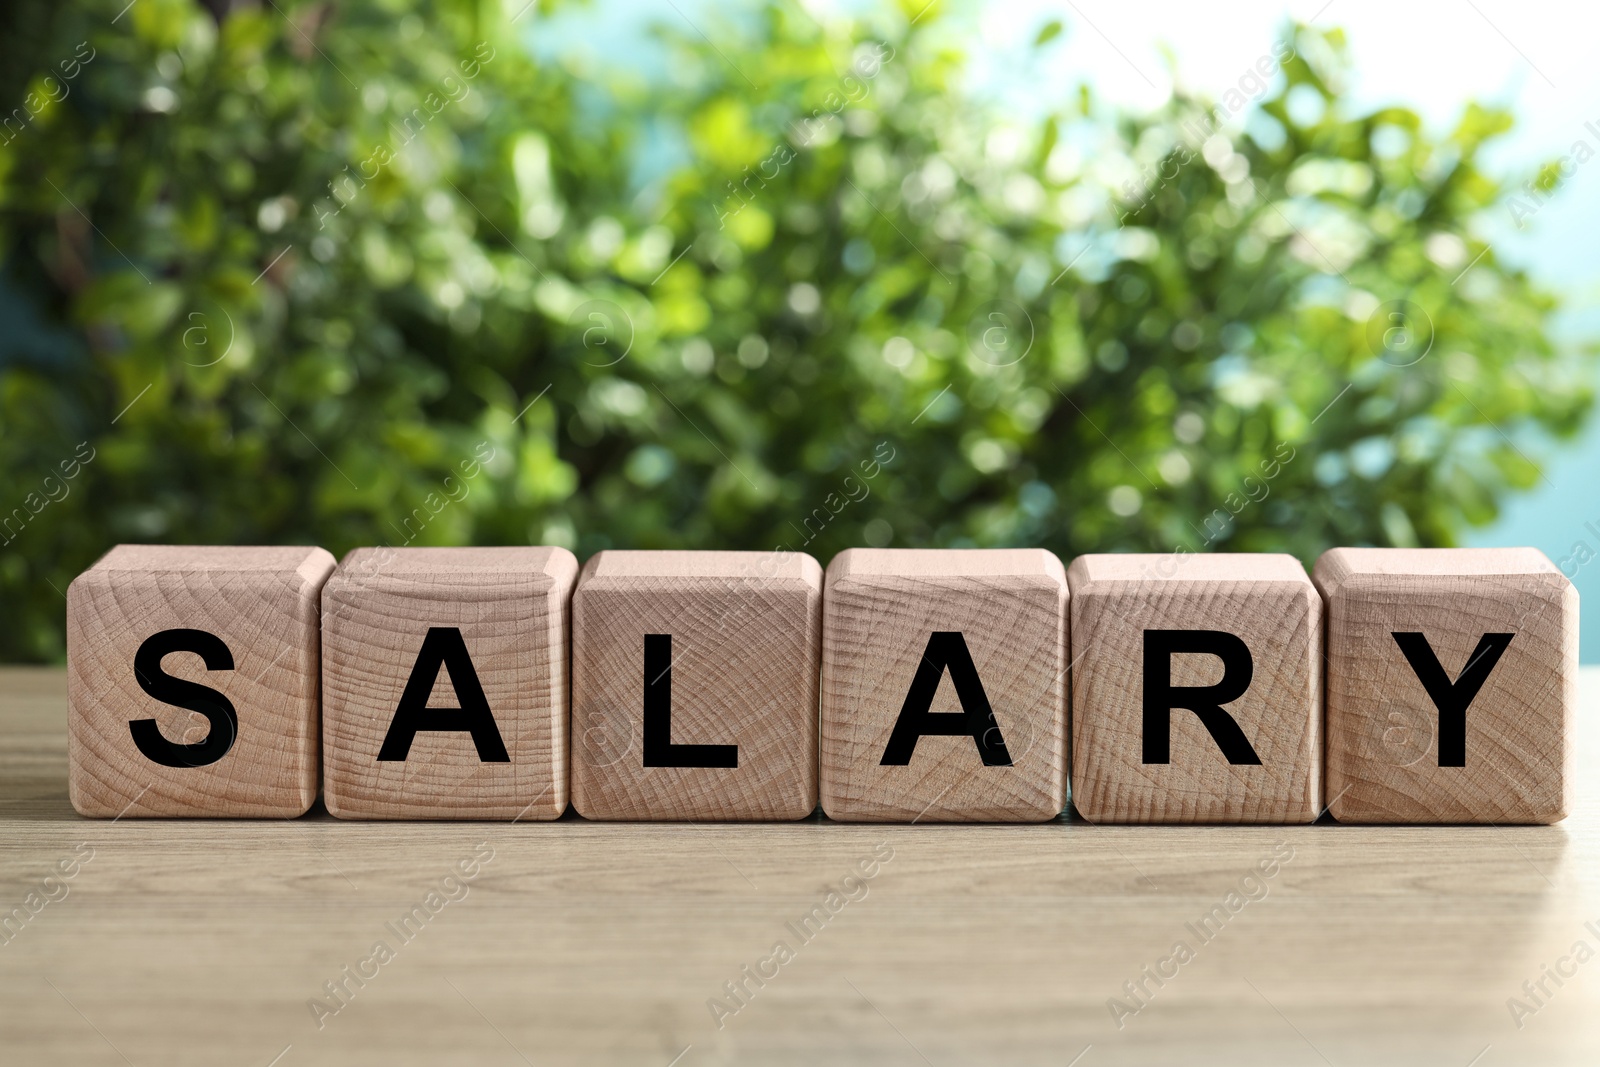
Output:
left=880, top=632, right=1012, bottom=766
left=1391, top=632, right=1513, bottom=767
left=130, top=628, right=238, bottom=768
left=376, top=628, right=509, bottom=761
left=643, top=634, right=737, bottom=767
left=1142, top=630, right=1261, bottom=765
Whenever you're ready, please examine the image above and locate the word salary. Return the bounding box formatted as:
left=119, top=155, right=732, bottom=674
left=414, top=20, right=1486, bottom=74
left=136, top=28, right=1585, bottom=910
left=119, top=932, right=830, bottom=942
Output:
left=64, top=544, right=1573, bottom=825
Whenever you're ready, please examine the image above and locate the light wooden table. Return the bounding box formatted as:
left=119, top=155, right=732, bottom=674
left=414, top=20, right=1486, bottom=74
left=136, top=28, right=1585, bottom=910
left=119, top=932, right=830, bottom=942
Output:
left=2, top=666, right=1594, bottom=1065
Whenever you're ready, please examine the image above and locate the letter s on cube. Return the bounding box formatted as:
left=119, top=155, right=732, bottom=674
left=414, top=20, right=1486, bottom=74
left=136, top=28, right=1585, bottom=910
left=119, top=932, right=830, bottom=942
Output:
left=67, top=545, right=334, bottom=817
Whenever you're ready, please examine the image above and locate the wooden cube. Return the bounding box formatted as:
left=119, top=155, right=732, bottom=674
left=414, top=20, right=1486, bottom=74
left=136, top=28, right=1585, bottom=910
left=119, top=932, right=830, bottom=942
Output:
left=66, top=545, right=334, bottom=818
left=819, top=548, right=1068, bottom=822
left=321, top=547, right=577, bottom=820
left=1315, top=547, right=1574, bottom=824
left=1068, top=553, right=1322, bottom=824
left=570, top=550, right=821, bottom=821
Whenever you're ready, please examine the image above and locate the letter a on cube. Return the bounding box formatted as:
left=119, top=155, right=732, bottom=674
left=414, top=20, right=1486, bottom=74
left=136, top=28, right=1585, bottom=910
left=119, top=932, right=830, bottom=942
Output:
left=321, top=547, right=577, bottom=820
left=820, top=548, right=1068, bottom=822
left=1315, top=547, right=1574, bottom=824
left=1068, top=553, right=1322, bottom=823
left=67, top=545, right=335, bottom=818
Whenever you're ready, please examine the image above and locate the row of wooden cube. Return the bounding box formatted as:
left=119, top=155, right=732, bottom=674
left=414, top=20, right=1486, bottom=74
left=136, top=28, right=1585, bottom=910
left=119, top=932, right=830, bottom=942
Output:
left=65, top=545, right=1575, bottom=824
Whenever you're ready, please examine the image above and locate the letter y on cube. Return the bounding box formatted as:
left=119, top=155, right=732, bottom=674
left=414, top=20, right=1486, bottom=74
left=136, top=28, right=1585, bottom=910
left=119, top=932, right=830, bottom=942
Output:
left=1315, top=547, right=1573, bottom=824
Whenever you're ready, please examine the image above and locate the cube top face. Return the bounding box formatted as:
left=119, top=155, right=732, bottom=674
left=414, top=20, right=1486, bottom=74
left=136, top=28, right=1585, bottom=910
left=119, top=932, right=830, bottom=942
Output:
left=571, top=550, right=822, bottom=821
left=1314, top=547, right=1574, bottom=824
left=828, top=547, right=1066, bottom=582
left=582, top=549, right=822, bottom=583
left=321, top=546, right=578, bottom=820
left=1068, top=552, right=1311, bottom=584
left=90, top=544, right=336, bottom=577
left=820, top=548, right=1069, bottom=823
left=66, top=544, right=335, bottom=818
left=1068, top=553, right=1322, bottom=825
left=330, top=545, right=577, bottom=584
left=1316, top=546, right=1562, bottom=582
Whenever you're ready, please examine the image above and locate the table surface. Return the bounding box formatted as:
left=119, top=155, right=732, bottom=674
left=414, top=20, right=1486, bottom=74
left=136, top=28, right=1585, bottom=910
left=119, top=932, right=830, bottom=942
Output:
left=1, top=666, right=1595, bottom=1066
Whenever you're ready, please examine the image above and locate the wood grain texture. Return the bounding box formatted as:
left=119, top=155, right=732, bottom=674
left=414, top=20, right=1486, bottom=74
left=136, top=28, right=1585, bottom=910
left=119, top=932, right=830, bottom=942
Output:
left=1315, top=547, right=1575, bottom=824
left=320, top=547, right=577, bottom=821
left=570, top=550, right=821, bottom=820
left=1069, top=553, right=1322, bottom=824
left=66, top=544, right=334, bottom=818
left=8, top=665, right=1600, bottom=1065
left=820, top=548, right=1068, bottom=822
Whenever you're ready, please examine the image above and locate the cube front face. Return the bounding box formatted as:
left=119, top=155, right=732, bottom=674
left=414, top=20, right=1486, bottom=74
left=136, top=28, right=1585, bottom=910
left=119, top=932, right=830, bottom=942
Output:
left=66, top=545, right=334, bottom=818
left=1317, top=548, right=1574, bottom=824
left=1068, top=554, right=1322, bottom=825
left=320, top=547, right=577, bottom=821
left=819, top=549, right=1068, bottom=823
left=571, top=551, right=822, bottom=821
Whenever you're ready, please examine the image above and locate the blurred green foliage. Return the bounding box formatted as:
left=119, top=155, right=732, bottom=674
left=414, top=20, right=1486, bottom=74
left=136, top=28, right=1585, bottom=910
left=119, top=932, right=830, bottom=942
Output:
left=0, top=0, right=1591, bottom=660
